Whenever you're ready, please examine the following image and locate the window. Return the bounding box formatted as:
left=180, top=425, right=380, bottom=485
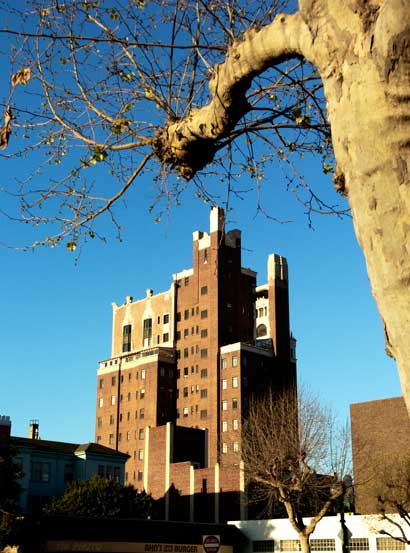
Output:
left=348, top=539, right=369, bottom=551
left=183, top=407, right=189, bottom=417
left=280, top=541, right=301, bottom=552
left=222, top=443, right=228, bottom=454
left=140, top=389, right=145, bottom=399
left=201, top=329, right=208, bottom=338
left=126, top=431, right=130, bottom=441
left=310, top=540, right=336, bottom=551
left=122, top=324, right=132, bottom=352
left=233, top=419, right=238, bottom=430
left=232, top=398, right=238, bottom=409
left=111, top=376, right=116, bottom=386
left=222, top=400, right=228, bottom=411
left=376, top=539, right=405, bottom=551
left=110, top=414, right=114, bottom=424
left=141, top=369, right=146, bottom=380
left=176, top=312, right=181, bottom=322
left=127, top=411, right=130, bottom=421
left=111, top=466, right=121, bottom=482
left=185, top=276, right=190, bottom=286
left=200, top=309, right=208, bottom=319
left=232, top=376, right=238, bottom=388
left=222, top=379, right=227, bottom=390
left=142, top=318, right=152, bottom=347
left=200, top=348, right=208, bottom=358
left=191, top=307, right=195, bottom=316
left=99, top=397, right=104, bottom=408
left=232, top=356, right=238, bottom=367
left=201, top=368, right=208, bottom=378
left=138, top=471, right=143, bottom=481
left=204, top=249, right=208, bottom=262
left=222, top=358, right=227, bottom=369
left=118, top=433, right=122, bottom=442
left=222, top=421, right=228, bottom=432
left=31, top=461, right=51, bottom=483
left=184, top=366, right=189, bottom=377
left=200, top=409, right=207, bottom=419
left=256, top=324, right=267, bottom=338
left=184, top=348, right=189, bottom=358
left=139, top=408, right=145, bottom=419
left=253, top=541, right=275, bottom=553
left=109, top=434, right=114, bottom=445
left=139, top=429, right=145, bottom=440
left=98, top=465, right=105, bottom=477
left=201, top=286, right=208, bottom=295
left=201, top=389, right=207, bottom=398
left=163, top=332, right=169, bottom=342
left=127, top=392, right=131, bottom=401
left=99, top=378, right=104, bottom=389
left=233, top=441, right=239, bottom=452
left=157, top=316, right=161, bottom=324
left=184, top=328, right=189, bottom=338
left=184, top=309, right=189, bottom=320
left=163, top=313, right=169, bottom=324
left=183, top=387, right=189, bottom=397
left=176, top=331, right=181, bottom=340
left=97, top=417, right=102, bottom=428
left=111, top=395, right=116, bottom=405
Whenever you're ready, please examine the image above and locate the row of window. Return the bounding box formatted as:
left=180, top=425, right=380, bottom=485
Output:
left=222, top=376, right=238, bottom=389
left=176, top=365, right=207, bottom=378
left=176, top=307, right=208, bottom=322
left=221, top=355, right=238, bottom=368
left=181, top=385, right=206, bottom=398
left=221, top=419, right=239, bottom=432
left=176, top=327, right=208, bottom=340
left=178, top=406, right=208, bottom=419
left=177, top=347, right=208, bottom=359
left=256, top=306, right=268, bottom=318
left=125, top=470, right=143, bottom=482
left=257, top=538, right=406, bottom=552
left=222, top=398, right=239, bottom=410
left=221, top=441, right=239, bottom=453
left=99, top=368, right=148, bottom=389
left=97, top=465, right=121, bottom=483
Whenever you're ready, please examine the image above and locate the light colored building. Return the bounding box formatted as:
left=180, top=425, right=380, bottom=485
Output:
left=0, top=417, right=128, bottom=513
left=231, top=514, right=410, bottom=553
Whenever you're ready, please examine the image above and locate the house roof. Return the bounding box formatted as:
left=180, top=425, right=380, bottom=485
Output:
left=10, top=436, right=129, bottom=459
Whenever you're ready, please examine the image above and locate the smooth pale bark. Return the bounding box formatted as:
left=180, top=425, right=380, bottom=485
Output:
left=155, top=0, right=410, bottom=414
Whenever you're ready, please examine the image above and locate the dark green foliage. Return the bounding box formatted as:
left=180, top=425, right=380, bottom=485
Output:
left=44, top=476, right=152, bottom=519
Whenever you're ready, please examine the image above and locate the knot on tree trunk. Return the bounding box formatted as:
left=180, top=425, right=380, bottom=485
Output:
left=153, top=119, right=218, bottom=180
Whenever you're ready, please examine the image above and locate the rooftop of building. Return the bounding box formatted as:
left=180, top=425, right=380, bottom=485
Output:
left=9, top=435, right=129, bottom=458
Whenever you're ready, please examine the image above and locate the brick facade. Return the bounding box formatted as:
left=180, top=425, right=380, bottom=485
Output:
left=351, top=396, right=410, bottom=514
left=95, top=207, right=296, bottom=521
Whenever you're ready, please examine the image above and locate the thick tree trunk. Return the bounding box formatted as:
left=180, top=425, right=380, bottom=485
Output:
left=310, top=0, right=410, bottom=410
left=155, top=0, right=410, bottom=412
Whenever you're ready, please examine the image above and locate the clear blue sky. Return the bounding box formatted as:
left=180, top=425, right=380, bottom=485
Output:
left=0, top=148, right=401, bottom=443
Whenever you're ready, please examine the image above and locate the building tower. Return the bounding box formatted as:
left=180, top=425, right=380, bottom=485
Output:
left=95, top=207, right=296, bottom=521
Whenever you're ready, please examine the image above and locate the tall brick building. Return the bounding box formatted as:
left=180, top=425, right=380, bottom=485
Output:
left=95, top=207, right=296, bottom=521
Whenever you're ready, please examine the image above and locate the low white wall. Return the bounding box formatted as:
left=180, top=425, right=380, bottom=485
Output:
left=230, top=514, right=410, bottom=553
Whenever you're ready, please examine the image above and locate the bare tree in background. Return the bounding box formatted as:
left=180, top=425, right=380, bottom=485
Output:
left=375, top=455, right=410, bottom=545
left=241, top=388, right=351, bottom=553
left=1, top=1, right=410, bottom=413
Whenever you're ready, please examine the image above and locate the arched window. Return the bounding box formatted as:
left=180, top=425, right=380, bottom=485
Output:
left=256, top=324, right=267, bottom=338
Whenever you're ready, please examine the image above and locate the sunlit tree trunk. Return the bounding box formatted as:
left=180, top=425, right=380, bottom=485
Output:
left=157, top=0, right=410, bottom=413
